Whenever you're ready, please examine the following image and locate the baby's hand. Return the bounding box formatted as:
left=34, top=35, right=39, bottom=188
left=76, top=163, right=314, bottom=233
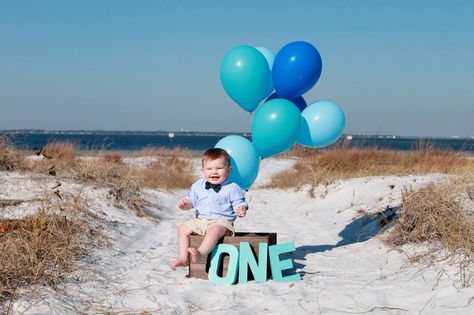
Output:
left=176, top=198, right=192, bottom=210
left=236, top=205, right=247, bottom=218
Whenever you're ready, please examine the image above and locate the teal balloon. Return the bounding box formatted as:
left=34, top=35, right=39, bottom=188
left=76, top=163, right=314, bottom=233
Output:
left=215, top=135, right=260, bottom=190
left=251, top=99, right=301, bottom=158
left=255, top=47, right=275, bottom=97
left=298, top=100, right=345, bottom=148
left=220, top=46, right=271, bottom=112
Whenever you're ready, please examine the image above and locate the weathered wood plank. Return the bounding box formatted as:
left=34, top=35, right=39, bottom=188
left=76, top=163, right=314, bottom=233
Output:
left=188, top=232, right=277, bottom=280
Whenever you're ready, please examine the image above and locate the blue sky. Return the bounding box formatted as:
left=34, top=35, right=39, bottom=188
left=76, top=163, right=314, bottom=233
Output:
left=1, top=0, right=473, bottom=137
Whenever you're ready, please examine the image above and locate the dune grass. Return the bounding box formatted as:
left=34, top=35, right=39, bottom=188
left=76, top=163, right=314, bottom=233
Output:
left=0, top=136, right=27, bottom=171
left=134, top=148, right=196, bottom=189
left=41, top=141, right=77, bottom=161
left=24, top=144, right=196, bottom=218
left=0, top=189, right=102, bottom=313
left=29, top=144, right=197, bottom=189
left=268, top=146, right=474, bottom=192
left=387, top=175, right=474, bottom=252
left=385, top=173, right=474, bottom=287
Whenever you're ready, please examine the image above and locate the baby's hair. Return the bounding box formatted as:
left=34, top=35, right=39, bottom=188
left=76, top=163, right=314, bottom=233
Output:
left=202, top=148, right=231, bottom=167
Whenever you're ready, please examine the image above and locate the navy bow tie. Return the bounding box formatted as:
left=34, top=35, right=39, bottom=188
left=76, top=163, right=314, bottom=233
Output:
left=205, top=181, right=221, bottom=193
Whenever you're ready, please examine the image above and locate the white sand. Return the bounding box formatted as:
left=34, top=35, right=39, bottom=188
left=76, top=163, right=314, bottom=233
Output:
left=2, top=158, right=474, bottom=314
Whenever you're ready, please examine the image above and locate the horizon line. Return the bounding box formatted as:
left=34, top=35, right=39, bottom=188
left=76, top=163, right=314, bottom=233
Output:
left=1, top=129, right=473, bottom=140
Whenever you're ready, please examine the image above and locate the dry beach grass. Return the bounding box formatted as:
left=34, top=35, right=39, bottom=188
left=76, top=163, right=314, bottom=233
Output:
left=0, top=136, right=27, bottom=171
left=0, top=188, right=102, bottom=313
left=24, top=142, right=196, bottom=217
left=270, top=145, right=474, bottom=190
left=45, top=144, right=196, bottom=190
left=386, top=174, right=474, bottom=287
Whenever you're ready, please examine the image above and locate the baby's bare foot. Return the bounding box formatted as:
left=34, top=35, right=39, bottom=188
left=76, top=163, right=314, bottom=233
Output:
left=171, top=257, right=188, bottom=269
left=188, top=247, right=202, bottom=263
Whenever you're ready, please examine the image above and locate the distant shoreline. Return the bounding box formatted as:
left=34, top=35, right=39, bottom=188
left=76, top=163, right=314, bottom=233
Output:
left=1, top=129, right=473, bottom=140
left=0, top=130, right=242, bottom=137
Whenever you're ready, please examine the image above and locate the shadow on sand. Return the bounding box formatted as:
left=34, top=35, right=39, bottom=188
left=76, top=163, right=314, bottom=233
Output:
left=293, top=206, right=400, bottom=275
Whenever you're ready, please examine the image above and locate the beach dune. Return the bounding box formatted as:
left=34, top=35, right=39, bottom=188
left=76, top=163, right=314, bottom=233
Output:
left=2, top=157, right=474, bottom=314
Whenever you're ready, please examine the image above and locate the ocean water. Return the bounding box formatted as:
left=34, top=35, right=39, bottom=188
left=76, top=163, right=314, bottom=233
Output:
left=6, top=133, right=232, bottom=152
left=3, top=132, right=474, bottom=153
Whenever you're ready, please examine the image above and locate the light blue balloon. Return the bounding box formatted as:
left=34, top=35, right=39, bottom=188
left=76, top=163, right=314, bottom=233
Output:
left=215, top=135, right=260, bottom=190
left=251, top=98, right=302, bottom=158
left=255, top=47, right=275, bottom=97
left=220, top=46, right=271, bottom=112
left=298, top=100, right=345, bottom=148
left=255, top=47, right=275, bottom=70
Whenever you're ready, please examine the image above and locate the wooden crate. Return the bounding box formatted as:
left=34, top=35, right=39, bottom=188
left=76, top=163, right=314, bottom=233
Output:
left=188, top=232, right=277, bottom=280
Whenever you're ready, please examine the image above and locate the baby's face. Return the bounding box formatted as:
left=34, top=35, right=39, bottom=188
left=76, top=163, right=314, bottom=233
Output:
left=201, top=157, right=231, bottom=185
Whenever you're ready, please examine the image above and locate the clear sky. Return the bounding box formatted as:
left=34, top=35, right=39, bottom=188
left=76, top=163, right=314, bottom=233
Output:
left=1, top=0, right=473, bottom=137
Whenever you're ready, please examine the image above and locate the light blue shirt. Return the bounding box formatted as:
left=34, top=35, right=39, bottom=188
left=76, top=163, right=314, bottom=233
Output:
left=185, top=178, right=247, bottom=221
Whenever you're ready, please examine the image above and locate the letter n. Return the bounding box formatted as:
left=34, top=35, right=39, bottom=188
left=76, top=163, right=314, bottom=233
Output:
left=238, top=242, right=268, bottom=283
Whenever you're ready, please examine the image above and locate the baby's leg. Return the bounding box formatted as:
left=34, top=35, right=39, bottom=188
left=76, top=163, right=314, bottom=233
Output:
left=188, top=224, right=231, bottom=263
left=171, top=224, right=193, bottom=268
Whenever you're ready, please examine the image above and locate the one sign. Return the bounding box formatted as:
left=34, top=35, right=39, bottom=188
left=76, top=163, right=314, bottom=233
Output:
left=208, top=241, right=301, bottom=285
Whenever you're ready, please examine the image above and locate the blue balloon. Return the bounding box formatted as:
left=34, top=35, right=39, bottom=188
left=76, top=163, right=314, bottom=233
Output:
left=255, top=47, right=275, bottom=98
left=220, top=46, right=271, bottom=112
left=272, top=41, right=322, bottom=99
left=297, top=100, right=345, bottom=148
left=265, top=92, right=307, bottom=112
left=251, top=98, right=301, bottom=158
left=215, top=135, right=260, bottom=190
